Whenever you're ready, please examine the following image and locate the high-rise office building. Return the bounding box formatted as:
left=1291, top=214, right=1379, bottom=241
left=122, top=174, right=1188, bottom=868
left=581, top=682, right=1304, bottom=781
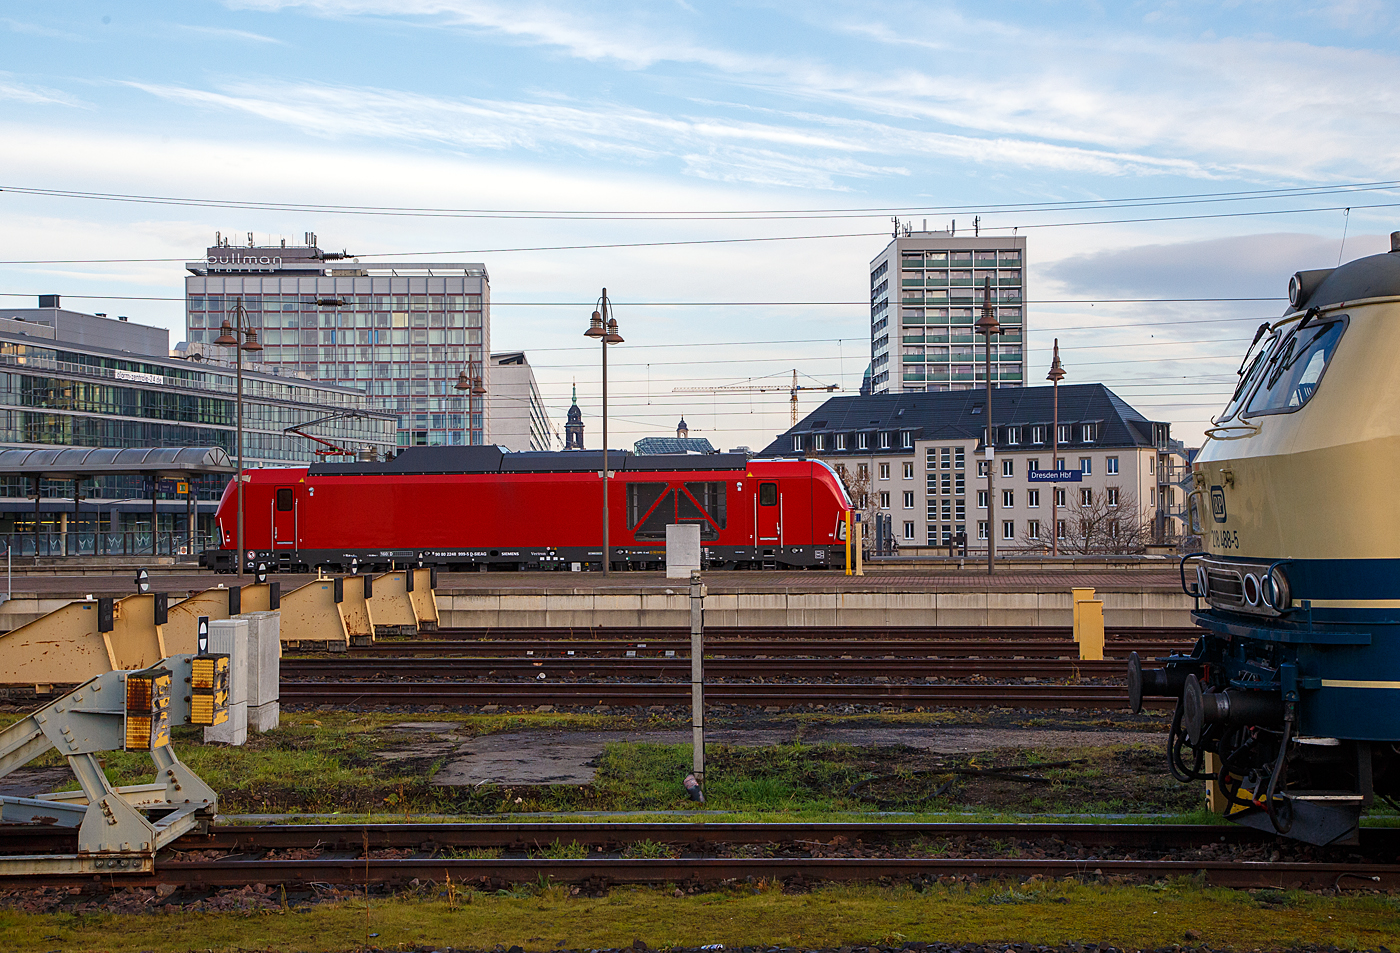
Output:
left=869, top=229, right=1027, bottom=394
left=185, top=236, right=490, bottom=448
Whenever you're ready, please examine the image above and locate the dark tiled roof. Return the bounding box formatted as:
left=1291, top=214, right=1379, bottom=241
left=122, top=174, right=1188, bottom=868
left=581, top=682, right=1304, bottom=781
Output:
left=759, top=383, right=1165, bottom=455
left=633, top=436, right=716, bottom=455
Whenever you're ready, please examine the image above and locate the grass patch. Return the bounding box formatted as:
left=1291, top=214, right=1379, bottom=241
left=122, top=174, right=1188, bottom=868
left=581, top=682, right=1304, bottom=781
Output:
left=1, top=879, right=1398, bottom=952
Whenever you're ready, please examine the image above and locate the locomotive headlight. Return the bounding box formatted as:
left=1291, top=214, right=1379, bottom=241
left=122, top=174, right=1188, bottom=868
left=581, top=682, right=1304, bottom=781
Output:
left=1261, top=567, right=1291, bottom=612
left=1242, top=573, right=1261, bottom=607
left=1288, top=273, right=1303, bottom=307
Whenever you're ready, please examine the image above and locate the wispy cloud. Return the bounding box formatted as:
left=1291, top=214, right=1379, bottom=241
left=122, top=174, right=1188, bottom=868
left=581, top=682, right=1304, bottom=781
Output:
left=169, top=23, right=289, bottom=45
left=127, top=77, right=1223, bottom=188
left=223, top=0, right=1400, bottom=183
left=0, top=17, right=86, bottom=41
left=0, top=74, right=87, bottom=108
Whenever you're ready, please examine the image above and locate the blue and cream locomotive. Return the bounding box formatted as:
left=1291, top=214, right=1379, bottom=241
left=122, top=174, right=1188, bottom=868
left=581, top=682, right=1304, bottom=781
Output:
left=1131, top=233, right=1400, bottom=845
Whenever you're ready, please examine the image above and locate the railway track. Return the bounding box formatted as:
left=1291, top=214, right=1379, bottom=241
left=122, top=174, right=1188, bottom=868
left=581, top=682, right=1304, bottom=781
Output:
left=351, top=638, right=1188, bottom=659
left=3, top=822, right=1394, bottom=890
left=426, top=626, right=1197, bottom=641
left=284, top=656, right=1128, bottom=680
left=280, top=679, right=1157, bottom=708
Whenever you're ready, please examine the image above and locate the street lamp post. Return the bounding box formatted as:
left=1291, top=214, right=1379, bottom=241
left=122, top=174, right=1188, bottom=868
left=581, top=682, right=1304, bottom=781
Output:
left=455, top=360, right=487, bottom=450
left=1047, top=339, right=1066, bottom=557
left=213, top=296, right=263, bottom=584
left=585, top=289, right=624, bottom=575
left=975, top=277, right=1001, bottom=575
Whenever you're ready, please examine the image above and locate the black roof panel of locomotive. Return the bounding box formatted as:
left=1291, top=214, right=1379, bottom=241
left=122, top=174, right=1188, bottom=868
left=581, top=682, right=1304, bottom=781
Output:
left=1294, top=249, right=1400, bottom=313
left=308, top=446, right=748, bottom=476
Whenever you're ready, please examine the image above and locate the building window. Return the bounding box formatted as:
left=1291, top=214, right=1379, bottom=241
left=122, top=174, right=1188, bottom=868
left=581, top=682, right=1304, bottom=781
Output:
left=858, top=492, right=869, bottom=507
left=880, top=491, right=891, bottom=509
left=902, top=462, right=913, bottom=479
left=903, top=491, right=914, bottom=509
left=1055, top=488, right=1066, bottom=507
left=857, top=463, right=868, bottom=479
left=941, top=447, right=952, bottom=469
left=1027, top=488, right=1040, bottom=508
left=955, top=474, right=965, bottom=495
left=1080, top=487, right=1093, bottom=506
left=879, top=432, right=891, bottom=449
left=954, top=447, right=965, bottom=470
left=1005, top=426, right=1020, bottom=445
left=1002, top=520, right=1015, bottom=540
left=835, top=433, right=846, bottom=451
left=1031, top=424, right=1046, bottom=443
left=1082, top=422, right=1097, bottom=442
left=1002, top=459, right=1013, bottom=477
left=1027, top=458, right=1039, bottom=472
left=879, top=463, right=890, bottom=480
left=955, top=499, right=965, bottom=521
left=813, top=434, right=825, bottom=451
left=857, top=433, right=868, bottom=450
left=904, top=521, right=914, bottom=540
left=1107, top=456, right=1119, bottom=475
left=1002, top=489, right=1014, bottom=508
left=901, top=431, right=912, bottom=448
left=1151, top=487, right=1157, bottom=505
left=977, top=489, right=988, bottom=509
left=1107, top=487, right=1120, bottom=507
left=793, top=435, right=803, bottom=452
left=1058, top=423, right=1071, bottom=444
left=977, top=521, right=989, bottom=540
left=1148, top=455, right=1155, bottom=475
left=1109, top=518, right=1120, bottom=538
left=1028, top=519, right=1040, bottom=539
left=978, top=460, right=989, bottom=477
left=836, top=463, right=847, bottom=478
left=1056, top=519, right=1067, bottom=539
left=1079, top=457, right=1092, bottom=475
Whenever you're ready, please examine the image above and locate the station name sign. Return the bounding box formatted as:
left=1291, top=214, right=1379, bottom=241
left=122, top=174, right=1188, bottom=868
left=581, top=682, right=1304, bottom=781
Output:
left=1027, top=469, right=1083, bottom=483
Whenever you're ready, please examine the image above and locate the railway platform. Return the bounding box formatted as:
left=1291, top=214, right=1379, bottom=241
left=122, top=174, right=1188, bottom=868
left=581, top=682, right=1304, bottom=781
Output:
left=0, top=567, right=1191, bottom=630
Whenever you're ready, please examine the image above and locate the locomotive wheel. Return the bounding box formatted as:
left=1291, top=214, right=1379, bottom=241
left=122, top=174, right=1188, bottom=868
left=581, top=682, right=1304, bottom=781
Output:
left=1182, top=674, right=1206, bottom=746
left=1127, top=651, right=1144, bottom=714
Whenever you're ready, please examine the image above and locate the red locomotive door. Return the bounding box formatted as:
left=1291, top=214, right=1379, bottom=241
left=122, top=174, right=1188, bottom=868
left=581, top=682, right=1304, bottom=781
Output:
left=271, top=486, right=297, bottom=549
left=756, top=481, right=780, bottom=542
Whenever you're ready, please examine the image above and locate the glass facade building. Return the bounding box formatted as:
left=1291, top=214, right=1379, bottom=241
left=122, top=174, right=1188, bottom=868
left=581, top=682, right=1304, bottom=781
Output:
left=0, top=300, right=394, bottom=553
left=869, top=231, right=1027, bottom=394
left=185, top=241, right=491, bottom=448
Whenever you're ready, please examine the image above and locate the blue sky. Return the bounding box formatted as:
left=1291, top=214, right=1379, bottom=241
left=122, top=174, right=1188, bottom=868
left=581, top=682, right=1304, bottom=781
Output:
left=2, top=0, right=1399, bottom=449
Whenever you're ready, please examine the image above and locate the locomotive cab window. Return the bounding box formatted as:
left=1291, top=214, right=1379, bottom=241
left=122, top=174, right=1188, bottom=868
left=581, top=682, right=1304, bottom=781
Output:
left=275, top=488, right=294, bottom=512
left=1245, top=317, right=1347, bottom=416
left=759, top=482, right=778, bottom=506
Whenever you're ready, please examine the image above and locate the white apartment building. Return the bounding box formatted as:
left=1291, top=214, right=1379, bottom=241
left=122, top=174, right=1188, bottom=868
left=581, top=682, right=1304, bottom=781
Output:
left=869, top=228, right=1027, bottom=395
left=761, top=384, right=1184, bottom=552
left=488, top=351, right=554, bottom=451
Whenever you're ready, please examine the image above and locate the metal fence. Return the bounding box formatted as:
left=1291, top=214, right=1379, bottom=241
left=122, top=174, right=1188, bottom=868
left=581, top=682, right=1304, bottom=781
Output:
left=0, top=532, right=214, bottom=558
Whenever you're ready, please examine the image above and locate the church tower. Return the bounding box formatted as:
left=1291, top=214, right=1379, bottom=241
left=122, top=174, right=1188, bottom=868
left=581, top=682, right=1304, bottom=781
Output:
left=564, top=381, right=585, bottom=450
left=677, top=417, right=688, bottom=438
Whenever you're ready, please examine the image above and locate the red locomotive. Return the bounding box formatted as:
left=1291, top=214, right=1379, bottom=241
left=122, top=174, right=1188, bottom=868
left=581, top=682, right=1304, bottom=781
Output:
left=202, top=446, right=852, bottom=573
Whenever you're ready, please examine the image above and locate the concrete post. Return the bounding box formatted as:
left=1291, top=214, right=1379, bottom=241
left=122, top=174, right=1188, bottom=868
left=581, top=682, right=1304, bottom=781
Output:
left=689, top=569, right=705, bottom=786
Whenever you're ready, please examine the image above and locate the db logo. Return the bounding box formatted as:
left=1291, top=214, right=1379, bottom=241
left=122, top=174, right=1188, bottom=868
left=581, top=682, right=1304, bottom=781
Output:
left=1210, top=486, right=1227, bottom=523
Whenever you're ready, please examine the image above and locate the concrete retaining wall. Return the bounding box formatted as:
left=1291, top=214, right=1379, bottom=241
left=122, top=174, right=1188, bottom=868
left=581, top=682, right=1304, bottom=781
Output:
left=437, top=587, right=1193, bottom=629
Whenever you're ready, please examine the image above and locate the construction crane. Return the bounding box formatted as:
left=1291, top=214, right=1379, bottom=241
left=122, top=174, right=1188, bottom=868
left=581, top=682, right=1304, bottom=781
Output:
left=673, top=370, right=840, bottom=427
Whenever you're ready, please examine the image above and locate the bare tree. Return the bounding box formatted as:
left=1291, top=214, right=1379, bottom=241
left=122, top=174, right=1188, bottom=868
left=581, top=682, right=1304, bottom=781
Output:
left=1018, top=485, right=1147, bottom=554
left=818, top=458, right=883, bottom=553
